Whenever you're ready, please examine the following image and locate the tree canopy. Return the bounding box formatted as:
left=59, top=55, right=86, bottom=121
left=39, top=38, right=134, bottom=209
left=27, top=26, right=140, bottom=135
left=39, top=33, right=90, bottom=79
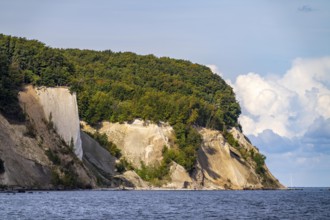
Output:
left=62, top=49, right=240, bottom=129
left=0, top=34, right=241, bottom=171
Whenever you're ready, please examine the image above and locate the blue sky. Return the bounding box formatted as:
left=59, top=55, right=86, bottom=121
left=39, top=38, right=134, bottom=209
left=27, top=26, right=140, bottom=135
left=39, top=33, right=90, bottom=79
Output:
left=1, top=0, right=330, bottom=187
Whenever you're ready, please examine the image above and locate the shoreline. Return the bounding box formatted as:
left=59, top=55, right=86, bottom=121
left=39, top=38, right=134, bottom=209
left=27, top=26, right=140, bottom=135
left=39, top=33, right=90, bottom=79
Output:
left=0, top=186, right=291, bottom=193
left=2, top=187, right=329, bottom=194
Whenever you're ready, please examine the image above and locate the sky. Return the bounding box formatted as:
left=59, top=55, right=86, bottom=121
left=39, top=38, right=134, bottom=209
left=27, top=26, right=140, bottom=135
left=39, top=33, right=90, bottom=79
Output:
left=1, top=0, right=330, bottom=187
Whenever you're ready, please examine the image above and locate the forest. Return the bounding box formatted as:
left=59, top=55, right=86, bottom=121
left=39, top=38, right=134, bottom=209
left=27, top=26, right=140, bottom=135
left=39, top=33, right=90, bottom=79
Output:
left=0, top=34, right=241, bottom=172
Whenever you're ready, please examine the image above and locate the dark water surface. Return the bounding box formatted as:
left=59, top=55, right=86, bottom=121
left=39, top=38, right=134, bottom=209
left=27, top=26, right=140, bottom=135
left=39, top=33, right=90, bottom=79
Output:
left=0, top=188, right=329, bottom=219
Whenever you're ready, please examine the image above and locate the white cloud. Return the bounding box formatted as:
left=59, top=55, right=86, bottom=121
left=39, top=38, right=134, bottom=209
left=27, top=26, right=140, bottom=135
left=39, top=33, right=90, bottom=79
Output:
left=206, top=64, right=223, bottom=76
left=232, top=57, right=330, bottom=187
left=233, top=57, right=330, bottom=138
left=317, top=94, right=330, bottom=118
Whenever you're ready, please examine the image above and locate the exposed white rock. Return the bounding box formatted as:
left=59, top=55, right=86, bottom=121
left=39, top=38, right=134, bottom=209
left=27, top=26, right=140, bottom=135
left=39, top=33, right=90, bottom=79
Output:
left=120, top=170, right=149, bottom=189
left=196, top=128, right=262, bottom=189
left=82, top=119, right=283, bottom=189
left=230, top=127, right=255, bottom=151
left=229, top=127, right=285, bottom=188
left=94, top=119, right=174, bottom=167
left=165, top=162, right=192, bottom=189
left=36, top=87, right=83, bottom=160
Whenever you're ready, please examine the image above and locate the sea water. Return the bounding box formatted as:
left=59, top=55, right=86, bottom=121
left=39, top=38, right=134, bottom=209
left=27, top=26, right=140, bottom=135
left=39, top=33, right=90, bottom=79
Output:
left=0, top=188, right=329, bottom=219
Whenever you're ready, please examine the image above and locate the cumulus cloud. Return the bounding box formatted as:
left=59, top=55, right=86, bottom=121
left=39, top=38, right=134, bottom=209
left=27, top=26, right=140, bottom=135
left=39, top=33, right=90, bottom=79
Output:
left=303, top=117, right=330, bottom=153
left=233, top=57, right=330, bottom=139
left=305, top=117, right=330, bottom=140
left=232, top=57, right=330, bottom=186
left=248, top=129, right=298, bottom=154
left=206, top=64, right=223, bottom=76
left=234, top=73, right=296, bottom=137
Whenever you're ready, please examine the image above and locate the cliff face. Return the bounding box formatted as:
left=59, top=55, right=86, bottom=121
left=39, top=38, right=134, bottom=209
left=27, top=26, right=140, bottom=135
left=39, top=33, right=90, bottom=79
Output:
left=192, top=128, right=283, bottom=189
left=36, top=87, right=83, bottom=160
left=83, top=120, right=284, bottom=189
left=0, top=86, right=95, bottom=189
left=0, top=85, right=283, bottom=189
left=80, top=131, right=117, bottom=186
left=2, top=35, right=278, bottom=189
left=0, top=113, right=51, bottom=187
left=82, top=119, right=174, bottom=168
left=193, top=128, right=260, bottom=189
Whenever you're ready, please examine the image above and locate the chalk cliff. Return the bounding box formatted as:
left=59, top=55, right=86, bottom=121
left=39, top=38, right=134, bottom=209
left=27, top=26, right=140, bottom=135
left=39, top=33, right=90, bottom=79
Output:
left=0, top=85, right=283, bottom=189
left=0, top=86, right=95, bottom=188
left=192, top=128, right=281, bottom=189
left=82, top=120, right=284, bottom=189
left=82, top=119, right=174, bottom=168
left=36, top=87, right=83, bottom=160
left=0, top=34, right=284, bottom=190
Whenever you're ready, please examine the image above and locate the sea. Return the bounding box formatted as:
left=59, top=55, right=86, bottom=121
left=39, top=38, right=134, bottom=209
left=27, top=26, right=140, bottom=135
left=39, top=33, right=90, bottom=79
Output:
left=0, top=188, right=329, bottom=219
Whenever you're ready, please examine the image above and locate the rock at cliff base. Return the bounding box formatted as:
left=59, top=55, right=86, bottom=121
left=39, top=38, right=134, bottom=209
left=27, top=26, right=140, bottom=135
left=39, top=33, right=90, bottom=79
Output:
left=81, top=131, right=116, bottom=177
left=164, top=162, right=193, bottom=189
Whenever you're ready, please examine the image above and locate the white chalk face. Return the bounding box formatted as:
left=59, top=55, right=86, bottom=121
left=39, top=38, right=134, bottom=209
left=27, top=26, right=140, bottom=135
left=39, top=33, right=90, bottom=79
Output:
left=37, top=87, right=83, bottom=160
left=97, top=120, right=174, bottom=168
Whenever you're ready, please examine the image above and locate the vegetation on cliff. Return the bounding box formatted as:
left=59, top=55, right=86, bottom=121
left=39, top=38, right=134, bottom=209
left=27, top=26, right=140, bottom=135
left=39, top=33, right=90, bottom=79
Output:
left=0, top=34, right=241, bottom=174
left=0, top=34, right=73, bottom=119
left=0, top=34, right=240, bottom=126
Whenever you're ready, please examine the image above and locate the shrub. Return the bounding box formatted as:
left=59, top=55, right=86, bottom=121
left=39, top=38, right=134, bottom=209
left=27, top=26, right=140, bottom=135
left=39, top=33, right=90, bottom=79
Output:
left=24, top=121, right=37, bottom=138
left=224, top=131, right=240, bottom=148
left=136, top=161, right=170, bottom=186
left=62, top=169, right=78, bottom=188
left=45, top=149, right=61, bottom=165
left=162, top=147, right=196, bottom=173
left=50, top=169, right=61, bottom=186
left=51, top=164, right=82, bottom=189
left=0, top=159, right=5, bottom=174
left=252, top=151, right=266, bottom=175
left=115, top=157, right=134, bottom=173
left=47, top=112, right=55, bottom=131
